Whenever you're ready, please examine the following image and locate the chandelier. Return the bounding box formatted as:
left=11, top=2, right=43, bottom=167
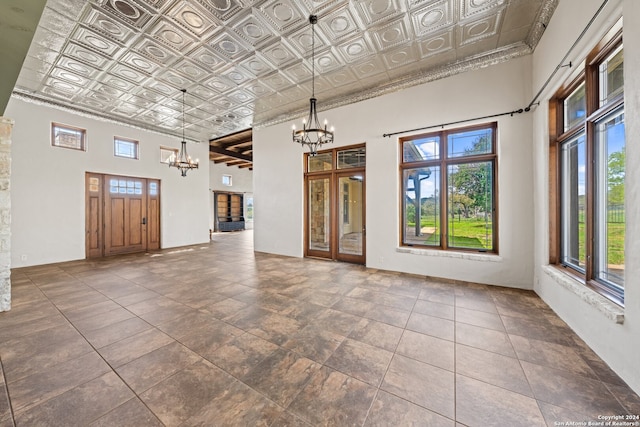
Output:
left=292, top=14, right=334, bottom=157
left=169, top=89, right=199, bottom=177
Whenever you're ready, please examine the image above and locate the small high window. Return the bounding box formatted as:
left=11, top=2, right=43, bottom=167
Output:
left=160, top=146, right=178, bottom=164
left=51, top=123, right=86, bottom=151
left=114, top=137, right=138, bottom=159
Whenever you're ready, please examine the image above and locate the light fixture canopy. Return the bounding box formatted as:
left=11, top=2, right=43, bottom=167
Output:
left=292, top=14, right=334, bottom=157
left=169, top=89, right=199, bottom=177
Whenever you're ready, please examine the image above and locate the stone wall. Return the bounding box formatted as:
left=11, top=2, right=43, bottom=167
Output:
left=0, top=117, right=13, bottom=312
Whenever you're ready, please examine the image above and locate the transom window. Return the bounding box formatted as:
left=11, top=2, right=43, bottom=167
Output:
left=114, top=137, right=138, bottom=159
left=550, top=26, right=624, bottom=304
left=51, top=122, right=86, bottom=151
left=400, top=123, right=497, bottom=252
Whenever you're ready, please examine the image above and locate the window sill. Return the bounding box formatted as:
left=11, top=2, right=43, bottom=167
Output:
left=396, top=247, right=502, bottom=262
left=542, top=265, right=624, bottom=324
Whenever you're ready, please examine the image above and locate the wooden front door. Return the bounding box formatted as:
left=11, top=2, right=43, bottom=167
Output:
left=86, top=173, right=161, bottom=258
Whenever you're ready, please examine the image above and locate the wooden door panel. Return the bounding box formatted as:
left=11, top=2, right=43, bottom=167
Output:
left=109, top=197, right=126, bottom=249
left=87, top=174, right=160, bottom=258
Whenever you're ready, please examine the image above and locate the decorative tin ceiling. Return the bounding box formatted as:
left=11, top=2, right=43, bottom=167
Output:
left=14, top=0, right=557, bottom=146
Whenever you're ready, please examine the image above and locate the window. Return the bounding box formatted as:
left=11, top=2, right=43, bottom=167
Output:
left=114, top=137, right=138, bottom=159
left=160, top=146, right=178, bottom=164
left=222, top=175, right=232, bottom=186
left=51, top=122, right=86, bottom=151
left=550, top=27, right=624, bottom=304
left=400, top=123, right=497, bottom=252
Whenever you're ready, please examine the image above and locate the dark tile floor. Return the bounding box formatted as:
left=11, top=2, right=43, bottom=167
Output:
left=1, top=230, right=639, bottom=426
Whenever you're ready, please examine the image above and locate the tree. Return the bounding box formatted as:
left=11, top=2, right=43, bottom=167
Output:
left=448, top=135, right=492, bottom=217
left=608, top=147, right=625, bottom=205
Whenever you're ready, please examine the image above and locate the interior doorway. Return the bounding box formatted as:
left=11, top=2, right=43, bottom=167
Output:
left=305, top=145, right=366, bottom=264
left=85, top=173, right=160, bottom=258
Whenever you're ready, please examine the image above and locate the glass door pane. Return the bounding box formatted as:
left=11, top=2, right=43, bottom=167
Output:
left=338, top=175, right=364, bottom=257
left=308, top=177, right=331, bottom=254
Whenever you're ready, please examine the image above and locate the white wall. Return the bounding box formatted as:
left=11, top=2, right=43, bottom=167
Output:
left=532, top=0, right=640, bottom=393
left=254, top=55, right=535, bottom=289
left=8, top=97, right=210, bottom=267
left=208, top=162, right=253, bottom=230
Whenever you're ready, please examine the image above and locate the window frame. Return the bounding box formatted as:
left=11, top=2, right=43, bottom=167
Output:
left=549, top=24, right=624, bottom=305
left=113, top=136, right=139, bottom=160
left=399, top=122, right=498, bottom=254
left=160, top=146, right=178, bottom=164
left=51, top=122, right=86, bottom=151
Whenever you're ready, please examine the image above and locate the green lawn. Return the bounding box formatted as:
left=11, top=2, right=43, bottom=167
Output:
left=409, top=216, right=492, bottom=250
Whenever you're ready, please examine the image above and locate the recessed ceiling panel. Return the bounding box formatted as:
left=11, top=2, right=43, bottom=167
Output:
left=14, top=0, right=557, bottom=142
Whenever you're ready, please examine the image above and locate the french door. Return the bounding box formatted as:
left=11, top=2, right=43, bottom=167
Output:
left=85, top=173, right=160, bottom=258
left=305, top=145, right=365, bottom=264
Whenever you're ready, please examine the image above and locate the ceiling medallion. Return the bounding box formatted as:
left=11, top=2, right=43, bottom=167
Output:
left=292, top=15, right=334, bottom=157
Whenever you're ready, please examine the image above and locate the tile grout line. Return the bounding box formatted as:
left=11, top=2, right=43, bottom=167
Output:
left=27, top=269, right=166, bottom=426
left=0, top=356, right=17, bottom=427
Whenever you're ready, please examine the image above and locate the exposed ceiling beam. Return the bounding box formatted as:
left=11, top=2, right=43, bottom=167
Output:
left=209, top=145, right=252, bottom=162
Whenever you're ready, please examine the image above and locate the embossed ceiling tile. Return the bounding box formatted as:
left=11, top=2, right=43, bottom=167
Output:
left=87, top=90, right=118, bottom=105
left=350, top=56, right=387, bottom=78
left=84, top=7, right=136, bottom=44
left=111, top=101, right=142, bottom=117
left=458, top=11, right=502, bottom=46
left=156, top=69, right=194, bottom=90
left=460, top=0, right=506, bottom=21
left=279, top=85, right=308, bottom=102
left=381, top=43, right=419, bottom=69
left=501, top=0, right=542, bottom=31
left=258, top=0, right=307, bottom=32
left=369, top=16, right=411, bottom=51
left=206, top=30, right=253, bottom=60
left=63, top=42, right=112, bottom=69
left=260, top=71, right=294, bottom=92
left=203, top=75, right=236, bottom=94
left=33, top=27, right=68, bottom=52
left=166, top=1, right=218, bottom=36
left=260, top=38, right=299, bottom=68
left=355, top=0, right=404, bottom=26
left=286, top=21, right=328, bottom=57
left=335, top=33, right=375, bottom=63
left=147, top=18, right=197, bottom=51
left=196, top=0, right=245, bottom=21
left=109, top=63, right=149, bottom=84
left=187, top=45, right=227, bottom=70
left=49, top=67, right=91, bottom=88
left=220, top=66, right=254, bottom=86
left=318, top=5, right=362, bottom=42
left=172, top=58, right=211, bottom=82
left=136, top=0, right=172, bottom=12
left=280, top=62, right=312, bottom=84
left=94, top=83, right=126, bottom=100
left=190, top=85, right=218, bottom=101
left=100, top=0, right=155, bottom=29
left=103, top=74, right=138, bottom=93
left=417, top=29, right=454, bottom=58
left=238, top=53, right=276, bottom=77
left=322, top=67, right=359, bottom=88
left=244, top=81, right=275, bottom=98
left=148, top=81, right=177, bottom=97
left=56, top=56, right=102, bottom=78
left=410, top=0, right=454, bottom=36
left=315, top=47, right=345, bottom=73
left=132, top=37, right=179, bottom=66
left=227, top=89, right=255, bottom=104
left=78, top=97, right=109, bottom=111
left=232, top=105, right=253, bottom=118
left=71, top=26, right=123, bottom=57
left=120, top=51, right=161, bottom=75
left=124, top=94, right=155, bottom=109
left=230, top=10, right=277, bottom=47
left=214, top=96, right=238, bottom=110
left=134, top=87, right=167, bottom=103
left=41, top=85, right=79, bottom=102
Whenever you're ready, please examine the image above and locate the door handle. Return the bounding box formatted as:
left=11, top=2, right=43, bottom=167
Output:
left=142, top=217, right=147, bottom=225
